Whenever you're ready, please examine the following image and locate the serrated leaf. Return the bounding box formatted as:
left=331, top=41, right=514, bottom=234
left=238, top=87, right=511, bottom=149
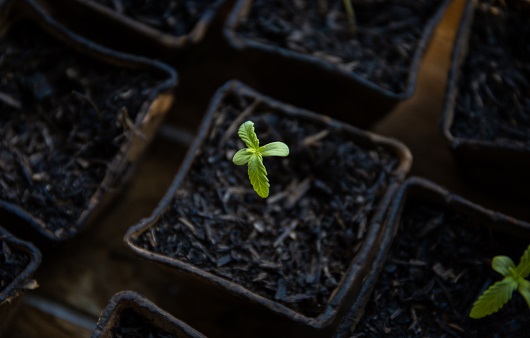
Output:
left=232, top=148, right=253, bottom=165
left=248, top=154, right=269, bottom=198
left=238, top=121, right=259, bottom=149
left=470, top=277, right=518, bottom=319
left=518, top=278, right=530, bottom=308
left=492, top=256, right=516, bottom=277
left=260, top=142, right=289, bottom=157
left=233, top=120, right=289, bottom=198
left=515, top=245, right=530, bottom=278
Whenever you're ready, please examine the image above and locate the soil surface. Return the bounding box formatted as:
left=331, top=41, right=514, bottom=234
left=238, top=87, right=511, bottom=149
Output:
left=90, top=0, right=219, bottom=36
left=0, top=236, right=30, bottom=292
left=132, top=89, right=399, bottom=317
left=111, top=308, right=173, bottom=338
left=450, top=0, right=530, bottom=146
left=236, top=0, right=446, bottom=93
left=353, top=198, right=530, bottom=337
left=0, top=23, right=162, bottom=239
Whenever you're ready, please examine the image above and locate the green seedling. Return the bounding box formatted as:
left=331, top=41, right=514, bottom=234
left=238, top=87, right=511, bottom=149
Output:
left=470, top=244, right=530, bottom=319
left=343, top=0, right=356, bottom=35
left=232, top=120, right=289, bottom=198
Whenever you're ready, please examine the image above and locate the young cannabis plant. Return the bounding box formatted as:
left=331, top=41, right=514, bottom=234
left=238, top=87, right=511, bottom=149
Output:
left=232, top=120, right=289, bottom=198
left=470, top=244, right=530, bottom=318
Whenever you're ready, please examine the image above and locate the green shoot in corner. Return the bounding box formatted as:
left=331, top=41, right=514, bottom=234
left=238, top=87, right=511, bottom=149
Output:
left=470, top=244, right=530, bottom=319
left=232, top=120, right=289, bottom=198
left=343, top=0, right=356, bottom=35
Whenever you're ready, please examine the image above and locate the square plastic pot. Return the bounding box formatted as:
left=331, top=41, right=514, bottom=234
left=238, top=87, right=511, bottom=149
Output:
left=124, top=80, right=412, bottom=337
left=223, top=0, right=452, bottom=128
left=441, top=0, right=530, bottom=198
left=350, top=177, right=530, bottom=335
left=0, top=0, right=177, bottom=242
left=92, top=290, right=206, bottom=338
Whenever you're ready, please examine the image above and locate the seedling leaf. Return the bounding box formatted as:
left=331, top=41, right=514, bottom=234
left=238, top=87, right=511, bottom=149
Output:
left=248, top=154, right=269, bottom=198
left=518, top=279, right=530, bottom=308
left=260, top=142, right=290, bottom=157
left=516, top=245, right=530, bottom=278
left=238, top=121, right=259, bottom=149
left=470, top=244, right=530, bottom=319
left=233, top=148, right=253, bottom=165
left=470, top=277, right=518, bottom=319
left=492, top=256, right=515, bottom=277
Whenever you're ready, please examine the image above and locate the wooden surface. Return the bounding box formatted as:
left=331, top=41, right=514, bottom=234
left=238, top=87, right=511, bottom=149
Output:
left=5, top=1, right=530, bottom=337
left=373, top=0, right=530, bottom=222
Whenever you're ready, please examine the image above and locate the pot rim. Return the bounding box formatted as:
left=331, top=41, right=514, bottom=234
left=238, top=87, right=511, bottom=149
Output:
left=92, top=290, right=206, bottom=338
left=0, top=227, right=41, bottom=305
left=28, top=0, right=228, bottom=50
left=387, top=176, right=530, bottom=240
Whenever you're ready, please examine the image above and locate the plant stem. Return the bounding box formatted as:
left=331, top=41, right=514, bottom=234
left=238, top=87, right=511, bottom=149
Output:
left=343, top=0, right=357, bottom=35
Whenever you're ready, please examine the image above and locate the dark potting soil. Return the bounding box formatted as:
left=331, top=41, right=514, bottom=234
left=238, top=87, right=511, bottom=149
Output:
left=0, top=23, right=162, bottom=238
left=450, top=0, right=530, bottom=146
left=0, top=237, right=30, bottom=292
left=353, top=199, right=530, bottom=337
left=236, top=0, right=446, bottom=93
left=132, top=90, right=399, bottom=317
left=90, top=0, right=218, bottom=37
left=111, top=308, right=174, bottom=338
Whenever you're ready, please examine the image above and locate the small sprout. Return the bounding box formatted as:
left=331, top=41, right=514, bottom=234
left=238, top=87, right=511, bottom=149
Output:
left=470, top=244, right=530, bottom=319
left=343, top=0, right=357, bottom=35
left=232, top=121, right=289, bottom=198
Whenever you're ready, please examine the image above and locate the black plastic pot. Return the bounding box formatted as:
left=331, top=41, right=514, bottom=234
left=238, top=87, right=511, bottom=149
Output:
left=0, top=227, right=41, bottom=335
left=92, top=290, right=206, bottom=338
left=124, top=80, right=412, bottom=337
left=441, top=0, right=530, bottom=198
left=18, top=0, right=236, bottom=59
left=350, top=177, right=530, bottom=336
left=223, top=0, right=452, bottom=128
left=0, top=0, right=177, bottom=242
